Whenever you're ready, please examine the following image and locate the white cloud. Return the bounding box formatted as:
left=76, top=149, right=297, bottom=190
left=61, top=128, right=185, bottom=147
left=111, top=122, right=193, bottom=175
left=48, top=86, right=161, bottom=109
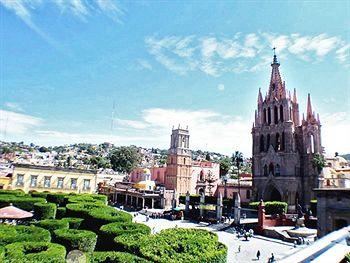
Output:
left=145, top=33, right=349, bottom=76
left=0, top=0, right=124, bottom=48
left=4, top=102, right=24, bottom=112
left=135, top=59, right=153, bottom=70
left=217, top=84, right=225, bottom=91
left=0, top=109, right=42, bottom=135
left=321, top=112, right=350, bottom=156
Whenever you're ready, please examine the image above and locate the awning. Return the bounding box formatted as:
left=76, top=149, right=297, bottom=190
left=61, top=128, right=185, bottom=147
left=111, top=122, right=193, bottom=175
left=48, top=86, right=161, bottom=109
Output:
left=0, top=205, right=33, bottom=219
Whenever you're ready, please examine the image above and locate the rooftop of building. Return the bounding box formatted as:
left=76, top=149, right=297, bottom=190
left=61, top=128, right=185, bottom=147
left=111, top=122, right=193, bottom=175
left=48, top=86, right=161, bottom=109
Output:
left=13, top=163, right=96, bottom=174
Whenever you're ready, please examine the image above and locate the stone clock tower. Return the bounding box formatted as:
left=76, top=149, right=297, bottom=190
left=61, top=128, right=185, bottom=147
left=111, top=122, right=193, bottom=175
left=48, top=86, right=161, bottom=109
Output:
left=165, top=126, right=192, bottom=195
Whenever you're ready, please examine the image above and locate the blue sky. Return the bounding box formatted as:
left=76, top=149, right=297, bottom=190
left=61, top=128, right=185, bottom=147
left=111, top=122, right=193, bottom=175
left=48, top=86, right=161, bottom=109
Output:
left=0, top=0, right=349, bottom=156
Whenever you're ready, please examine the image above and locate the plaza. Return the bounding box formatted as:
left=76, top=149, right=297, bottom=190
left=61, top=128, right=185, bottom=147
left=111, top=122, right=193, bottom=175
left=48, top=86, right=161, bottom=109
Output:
left=125, top=208, right=299, bottom=263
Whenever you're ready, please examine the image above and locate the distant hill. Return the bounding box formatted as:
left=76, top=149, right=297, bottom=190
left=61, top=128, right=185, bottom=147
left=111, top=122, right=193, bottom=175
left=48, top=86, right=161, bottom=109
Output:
left=340, top=154, right=350, bottom=161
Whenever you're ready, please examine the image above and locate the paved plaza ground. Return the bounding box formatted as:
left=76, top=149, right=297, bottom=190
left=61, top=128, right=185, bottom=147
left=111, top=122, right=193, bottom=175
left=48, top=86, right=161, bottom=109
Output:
left=119, top=209, right=302, bottom=263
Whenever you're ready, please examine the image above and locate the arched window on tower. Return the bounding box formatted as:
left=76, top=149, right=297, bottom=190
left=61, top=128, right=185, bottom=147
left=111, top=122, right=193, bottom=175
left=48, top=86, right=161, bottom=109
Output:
left=275, top=164, right=281, bottom=176
left=280, top=105, right=284, bottom=122
left=274, top=106, right=278, bottom=124
left=269, top=163, right=274, bottom=176
left=260, top=135, right=265, bottom=152
left=268, top=107, right=271, bottom=125
left=263, top=165, right=268, bottom=176
left=184, top=157, right=186, bottom=165
left=282, top=132, right=285, bottom=151
left=310, top=134, right=315, bottom=153
left=276, top=133, right=281, bottom=151
left=266, top=134, right=271, bottom=151
left=263, top=109, right=266, bottom=124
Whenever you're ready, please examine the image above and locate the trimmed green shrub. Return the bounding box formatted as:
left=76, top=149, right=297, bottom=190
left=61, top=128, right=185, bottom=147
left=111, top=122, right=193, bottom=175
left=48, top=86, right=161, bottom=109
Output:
left=114, top=233, right=147, bottom=254
left=0, top=195, right=46, bottom=211
left=138, top=228, right=227, bottom=263
left=88, top=207, right=132, bottom=231
left=0, top=225, right=51, bottom=246
left=33, top=219, right=69, bottom=234
left=30, top=191, right=50, bottom=199
left=0, top=245, right=5, bottom=262
left=89, top=251, right=150, bottom=263
left=56, top=207, right=66, bottom=219
left=0, top=189, right=25, bottom=196
left=61, top=217, right=84, bottom=229
left=54, top=229, right=97, bottom=252
left=46, top=193, right=67, bottom=206
left=249, top=201, right=288, bottom=215
left=34, top=202, right=57, bottom=220
left=5, top=241, right=66, bottom=263
left=66, top=202, right=104, bottom=219
left=65, top=194, right=107, bottom=205
left=99, top=222, right=150, bottom=250
left=346, top=252, right=350, bottom=262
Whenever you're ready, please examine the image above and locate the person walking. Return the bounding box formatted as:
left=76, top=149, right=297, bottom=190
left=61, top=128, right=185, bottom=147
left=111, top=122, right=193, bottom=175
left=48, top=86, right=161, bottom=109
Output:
left=238, top=245, right=241, bottom=253
left=270, top=253, right=275, bottom=262
left=256, top=250, right=260, bottom=260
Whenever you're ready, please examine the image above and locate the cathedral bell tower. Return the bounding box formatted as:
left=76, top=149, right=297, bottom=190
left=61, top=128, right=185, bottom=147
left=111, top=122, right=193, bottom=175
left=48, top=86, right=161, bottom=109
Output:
left=165, top=126, right=192, bottom=195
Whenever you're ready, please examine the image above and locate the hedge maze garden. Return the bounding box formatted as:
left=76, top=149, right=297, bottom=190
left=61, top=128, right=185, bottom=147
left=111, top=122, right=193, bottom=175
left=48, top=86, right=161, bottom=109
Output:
left=0, top=190, right=227, bottom=262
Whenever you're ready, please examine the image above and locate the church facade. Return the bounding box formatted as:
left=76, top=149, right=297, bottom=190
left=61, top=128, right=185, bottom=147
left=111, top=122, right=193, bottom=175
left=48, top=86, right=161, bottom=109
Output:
left=164, top=127, right=220, bottom=196
left=252, top=54, right=322, bottom=210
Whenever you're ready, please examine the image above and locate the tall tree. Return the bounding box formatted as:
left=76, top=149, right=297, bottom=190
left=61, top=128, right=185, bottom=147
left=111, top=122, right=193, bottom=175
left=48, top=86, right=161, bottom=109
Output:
left=219, top=157, right=231, bottom=176
left=109, top=146, right=141, bottom=174
left=232, top=151, right=244, bottom=196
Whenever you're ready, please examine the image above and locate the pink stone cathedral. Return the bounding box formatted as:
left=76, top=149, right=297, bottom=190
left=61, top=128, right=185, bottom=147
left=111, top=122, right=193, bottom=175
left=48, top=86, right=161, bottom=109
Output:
left=252, top=53, right=322, bottom=210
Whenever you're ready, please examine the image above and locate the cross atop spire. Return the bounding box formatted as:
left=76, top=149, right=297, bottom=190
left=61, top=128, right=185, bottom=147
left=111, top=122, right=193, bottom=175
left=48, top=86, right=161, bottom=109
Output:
left=307, top=93, right=313, bottom=119
left=272, top=47, right=279, bottom=65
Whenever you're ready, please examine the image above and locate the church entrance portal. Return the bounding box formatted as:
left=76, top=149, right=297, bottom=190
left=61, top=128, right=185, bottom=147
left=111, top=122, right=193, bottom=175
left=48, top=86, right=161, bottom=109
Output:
left=264, top=185, right=282, bottom=201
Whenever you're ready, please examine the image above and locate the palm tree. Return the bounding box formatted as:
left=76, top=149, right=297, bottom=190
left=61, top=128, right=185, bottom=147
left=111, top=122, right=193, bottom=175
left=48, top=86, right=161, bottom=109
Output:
left=232, top=151, right=244, bottom=197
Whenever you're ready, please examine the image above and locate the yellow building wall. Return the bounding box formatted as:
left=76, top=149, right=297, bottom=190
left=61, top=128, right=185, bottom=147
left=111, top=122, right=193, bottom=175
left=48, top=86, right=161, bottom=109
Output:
left=12, top=166, right=97, bottom=194
left=0, top=177, right=11, bottom=190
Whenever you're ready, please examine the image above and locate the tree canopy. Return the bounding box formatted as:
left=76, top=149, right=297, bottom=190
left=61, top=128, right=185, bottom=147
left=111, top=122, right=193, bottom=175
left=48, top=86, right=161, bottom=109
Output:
left=109, top=146, right=141, bottom=174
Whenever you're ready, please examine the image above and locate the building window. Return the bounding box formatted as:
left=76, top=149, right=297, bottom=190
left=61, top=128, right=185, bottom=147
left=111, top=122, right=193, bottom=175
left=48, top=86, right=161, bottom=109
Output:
left=275, top=133, right=281, bottom=151
left=44, top=176, right=51, bottom=188
left=57, top=177, right=64, bottom=189
left=269, top=163, right=274, bottom=175
left=263, top=165, right=268, bottom=176
left=274, top=106, right=278, bottom=124
left=83, top=179, right=90, bottom=190
left=259, top=135, right=265, bottom=152
left=30, top=175, right=38, bottom=187
left=263, top=109, right=266, bottom=123
left=246, top=190, right=251, bottom=199
left=16, top=174, right=24, bottom=186
left=71, top=178, right=77, bottom=189
left=184, top=158, right=186, bottom=164
left=282, top=132, right=285, bottom=151
left=280, top=105, right=284, bottom=122
left=275, top=164, right=281, bottom=176
left=266, top=134, right=270, bottom=150
left=268, top=107, right=271, bottom=124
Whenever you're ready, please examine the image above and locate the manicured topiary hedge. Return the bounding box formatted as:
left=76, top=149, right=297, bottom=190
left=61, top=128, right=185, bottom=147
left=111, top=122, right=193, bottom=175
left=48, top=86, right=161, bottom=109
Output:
left=249, top=201, right=288, bottom=215
left=0, top=225, right=51, bottom=246
left=34, top=202, right=57, bottom=220
left=33, top=219, right=69, bottom=234
left=138, top=228, right=227, bottom=263
left=0, top=190, right=25, bottom=196
left=0, top=195, right=46, bottom=211
left=61, top=217, right=84, bottom=229
left=56, top=207, right=66, bottom=219
left=89, top=251, right=151, bottom=263
left=30, top=191, right=50, bottom=199
left=54, top=229, right=97, bottom=253
left=99, top=222, right=150, bottom=250
left=65, top=194, right=107, bottom=205
left=4, top=242, right=66, bottom=263
left=46, top=193, right=67, bottom=207
left=66, top=203, right=104, bottom=219
left=0, top=245, right=5, bottom=262
left=88, top=207, right=133, bottom=231
left=114, top=233, right=147, bottom=254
